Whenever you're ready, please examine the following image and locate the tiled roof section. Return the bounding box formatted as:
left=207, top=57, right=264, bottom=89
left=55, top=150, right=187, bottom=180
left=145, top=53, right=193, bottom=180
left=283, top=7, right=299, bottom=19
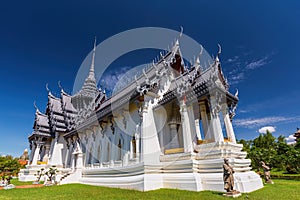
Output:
left=48, top=92, right=63, bottom=113
left=46, top=92, right=67, bottom=133
left=29, top=109, right=51, bottom=140
left=61, top=90, right=77, bottom=113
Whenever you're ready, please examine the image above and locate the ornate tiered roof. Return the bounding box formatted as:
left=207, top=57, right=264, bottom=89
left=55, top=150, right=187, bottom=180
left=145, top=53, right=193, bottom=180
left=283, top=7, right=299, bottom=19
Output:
left=29, top=107, right=51, bottom=140
left=28, top=39, right=107, bottom=141
left=29, top=36, right=237, bottom=142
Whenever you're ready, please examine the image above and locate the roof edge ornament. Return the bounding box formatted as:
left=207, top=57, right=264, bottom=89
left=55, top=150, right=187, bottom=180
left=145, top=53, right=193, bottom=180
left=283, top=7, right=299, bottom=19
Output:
left=235, top=88, right=239, bottom=97
left=58, top=81, right=64, bottom=93
left=195, top=45, right=203, bottom=66
left=216, top=43, right=222, bottom=62
left=180, top=26, right=183, bottom=38
left=46, top=83, right=52, bottom=96
left=33, top=101, right=40, bottom=113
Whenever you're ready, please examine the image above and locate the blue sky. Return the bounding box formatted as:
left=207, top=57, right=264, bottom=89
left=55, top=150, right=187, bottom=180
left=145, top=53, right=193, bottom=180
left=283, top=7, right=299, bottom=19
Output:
left=0, top=1, right=300, bottom=156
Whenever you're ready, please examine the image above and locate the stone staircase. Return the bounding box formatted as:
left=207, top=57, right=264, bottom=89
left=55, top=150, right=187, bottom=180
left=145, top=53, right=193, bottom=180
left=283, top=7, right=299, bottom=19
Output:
left=60, top=173, right=71, bottom=182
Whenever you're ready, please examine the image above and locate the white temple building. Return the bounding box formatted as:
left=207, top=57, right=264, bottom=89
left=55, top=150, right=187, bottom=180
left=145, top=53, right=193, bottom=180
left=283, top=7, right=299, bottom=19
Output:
left=19, top=36, right=263, bottom=193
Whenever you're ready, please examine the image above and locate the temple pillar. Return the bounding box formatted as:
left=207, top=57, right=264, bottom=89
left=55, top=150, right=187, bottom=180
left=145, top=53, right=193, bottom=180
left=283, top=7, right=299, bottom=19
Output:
left=122, top=137, right=129, bottom=166
left=49, top=132, right=64, bottom=167
left=199, top=101, right=209, bottom=140
left=109, top=141, right=114, bottom=167
left=130, top=138, right=134, bottom=159
left=70, top=139, right=76, bottom=170
left=135, top=132, right=140, bottom=162
left=31, top=142, right=41, bottom=165
left=180, top=100, right=193, bottom=153
left=194, top=119, right=202, bottom=140
left=29, top=141, right=36, bottom=164
left=42, top=144, right=51, bottom=163
left=75, top=142, right=83, bottom=170
left=168, top=122, right=180, bottom=149
left=140, top=97, right=161, bottom=164
left=209, top=95, right=224, bottom=142
left=221, top=104, right=237, bottom=143
left=91, top=128, right=99, bottom=166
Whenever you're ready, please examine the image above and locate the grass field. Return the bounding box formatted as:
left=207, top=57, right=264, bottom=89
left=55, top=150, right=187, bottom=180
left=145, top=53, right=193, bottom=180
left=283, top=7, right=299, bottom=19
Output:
left=0, top=179, right=299, bottom=200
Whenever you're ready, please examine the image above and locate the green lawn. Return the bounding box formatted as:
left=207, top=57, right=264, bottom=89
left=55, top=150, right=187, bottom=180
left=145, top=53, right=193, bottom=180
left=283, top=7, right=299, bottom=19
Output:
left=0, top=179, right=299, bottom=200
left=9, top=179, right=33, bottom=186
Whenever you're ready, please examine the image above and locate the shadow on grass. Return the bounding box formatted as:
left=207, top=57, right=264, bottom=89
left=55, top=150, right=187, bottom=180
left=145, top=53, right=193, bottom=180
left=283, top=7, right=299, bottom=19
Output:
left=211, top=191, right=224, bottom=196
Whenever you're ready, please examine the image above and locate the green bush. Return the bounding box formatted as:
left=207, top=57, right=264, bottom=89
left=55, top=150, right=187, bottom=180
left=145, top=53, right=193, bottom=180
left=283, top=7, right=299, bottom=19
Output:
left=238, top=131, right=300, bottom=174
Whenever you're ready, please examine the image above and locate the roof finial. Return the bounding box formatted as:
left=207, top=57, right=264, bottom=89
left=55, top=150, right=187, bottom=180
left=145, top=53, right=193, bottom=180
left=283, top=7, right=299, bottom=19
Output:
left=200, top=45, right=204, bottom=56
left=58, top=81, right=64, bottom=92
left=88, top=37, right=97, bottom=80
left=216, top=43, right=222, bottom=62
left=235, top=88, right=239, bottom=97
left=46, top=83, right=52, bottom=95
left=180, top=26, right=183, bottom=38
left=33, top=101, right=40, bottom=113
left=195, top=45, right=203, bottom=66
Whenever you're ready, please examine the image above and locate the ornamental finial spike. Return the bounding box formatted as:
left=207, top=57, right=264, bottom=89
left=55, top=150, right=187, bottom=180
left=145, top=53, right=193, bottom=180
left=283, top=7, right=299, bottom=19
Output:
left=235, top=88, right=239, bottom=97
left=58, top=81, right=64, bottom=92
left=33, top=101, right=39, bottom=111
left=46, top=83, right=51, bottom=94
left=180, top=26, right=183, bottom=38
left=200, top=45, right=203, bottom=56
left=90, top=37, right=97, bottom=74
left=94, top=36, right=97, bottom=51
left=217, top=43, right=222, bottom=57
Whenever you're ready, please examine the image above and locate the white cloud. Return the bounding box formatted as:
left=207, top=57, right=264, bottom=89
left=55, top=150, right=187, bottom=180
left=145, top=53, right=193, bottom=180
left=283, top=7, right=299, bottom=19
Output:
left=285, top=134, right=296, bottom=145
left=227, top=56, right=239, bottom=63
left=231, top=72, right=244, bottom=81
left=246, top=56, right=269, bottom=70
left=259, top=126, right=276, bottom=134
left=100, top=66, right=134, bottom=93
left=234, top=116, right=298, bottom=129
left=225, top=52, right=273, bottom=85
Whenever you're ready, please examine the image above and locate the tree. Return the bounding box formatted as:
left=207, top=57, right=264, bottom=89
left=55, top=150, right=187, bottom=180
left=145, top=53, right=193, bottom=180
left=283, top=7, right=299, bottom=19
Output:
left=0, top=155, right=22, bottom=176
left=238, top=132, right=300, bottom=174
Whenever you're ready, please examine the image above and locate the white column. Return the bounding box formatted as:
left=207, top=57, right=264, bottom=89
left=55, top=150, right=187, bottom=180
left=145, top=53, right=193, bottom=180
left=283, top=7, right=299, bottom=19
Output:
left=209, top=96, right=224, bottom=142
left=70, top=140, right=76, bottom=170
left=194, top=119, right=202, bottom=140
left=31, top=142, right=41, bottom=165
left=42, top=144, right=51, bottom=163
left=187, top=103, right=197, bottom=144
left=130, top=138, right=133, bottom=159
left=168, top=122, right=179, bottom=149
left=91, top=129, right=98, bottom=167
left=180, top=100, right=193, bottom=153
left=221, top=104, right=237, bottom=143
left=75, top=141, right=83, bottom=170
left=141, top=98, right=162, bottom=164
left=84, top=133, right=89, bottom=166
left=122, top=138, right=129, bottom=166
left=135, top=133, right=140, bottom=162
left=49, top=133, right=64, bottom=167
left=109, top=141, right=114, bottom=167
left=29, top=141, right=36, bottom=164
left=199, top=101, right=210, bottom=140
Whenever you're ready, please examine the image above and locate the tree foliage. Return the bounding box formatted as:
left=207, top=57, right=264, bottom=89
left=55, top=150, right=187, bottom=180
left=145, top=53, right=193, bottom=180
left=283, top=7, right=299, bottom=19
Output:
left=238, top=131, right=300, bottom=174
left=0, top=155, right=22, bottom=176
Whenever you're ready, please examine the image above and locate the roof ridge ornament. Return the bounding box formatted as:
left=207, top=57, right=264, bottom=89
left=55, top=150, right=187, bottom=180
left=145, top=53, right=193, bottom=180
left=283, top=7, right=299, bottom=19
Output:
left=216, top=43, right=222, bottom=62
left=58, top=81, right=65, bottom=93
left=46, top=83, right=52, bottom=96
left=33, top=101, right=40, bottom=113
left=235, top=88, right=239, bottom=97
left=179, top=26, right=183, bottom=38
left=88, top=36, right=97, bottom=80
